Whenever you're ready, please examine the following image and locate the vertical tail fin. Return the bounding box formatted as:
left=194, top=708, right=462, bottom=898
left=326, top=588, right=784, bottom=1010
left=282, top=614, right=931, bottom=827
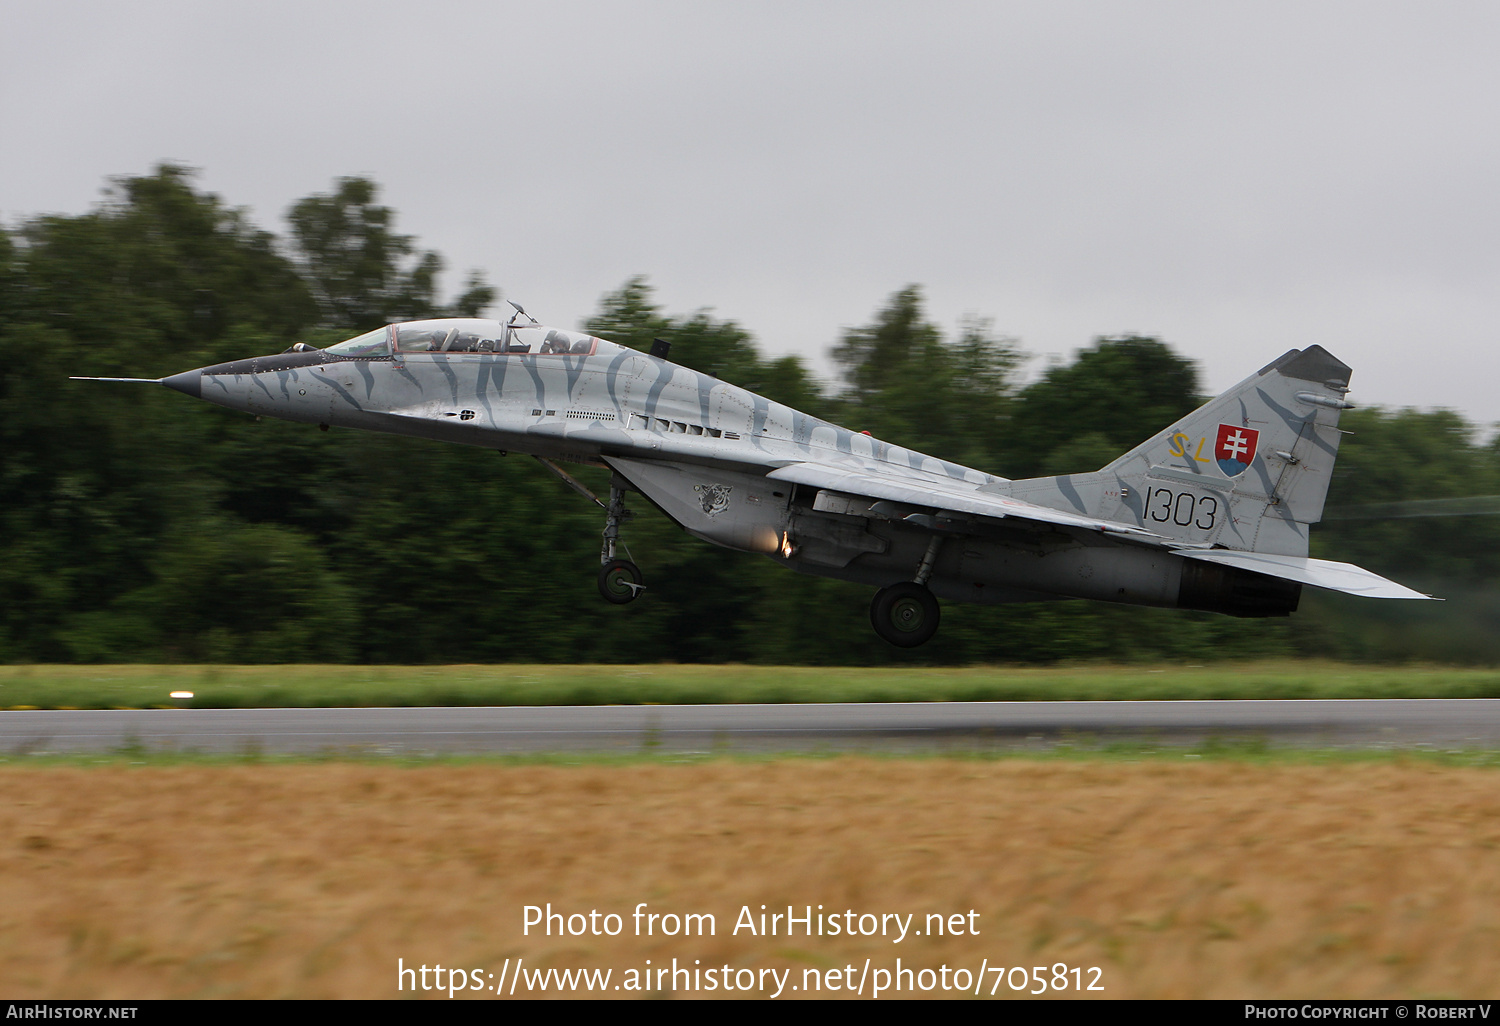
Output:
left=1009, top=346, right=1352, bottom=556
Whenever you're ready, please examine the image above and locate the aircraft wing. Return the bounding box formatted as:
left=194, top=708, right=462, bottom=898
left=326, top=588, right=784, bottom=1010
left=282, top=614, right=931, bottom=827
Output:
left=764, top=460, right=1163, bottom=538
left=1171, top=549, right=1436, bottom=600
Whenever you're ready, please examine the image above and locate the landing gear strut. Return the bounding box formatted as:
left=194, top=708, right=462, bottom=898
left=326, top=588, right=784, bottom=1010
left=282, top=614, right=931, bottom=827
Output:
left=870, top=535, right=942, bottom=647
left=597, top=482, right=645, bottom=604
left=534, top=457, right=648, bottom=605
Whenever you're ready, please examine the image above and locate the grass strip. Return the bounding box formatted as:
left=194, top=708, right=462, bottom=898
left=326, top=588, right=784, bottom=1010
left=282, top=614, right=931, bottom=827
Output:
left=3, top=660, right=1500, bottom=710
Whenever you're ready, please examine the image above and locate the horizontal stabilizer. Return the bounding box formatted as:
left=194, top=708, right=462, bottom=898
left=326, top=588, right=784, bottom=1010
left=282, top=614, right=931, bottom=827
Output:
left=1172, top=549, right=1435, bottom=600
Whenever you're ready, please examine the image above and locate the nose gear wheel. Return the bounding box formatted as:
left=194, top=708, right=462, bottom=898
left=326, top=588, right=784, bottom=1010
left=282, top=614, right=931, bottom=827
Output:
left=599, top=559, right=646, bottom=604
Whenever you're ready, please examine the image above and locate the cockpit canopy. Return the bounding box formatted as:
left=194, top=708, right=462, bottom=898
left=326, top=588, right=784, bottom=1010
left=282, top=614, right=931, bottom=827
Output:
left=322, top=318, right=605, bottom=358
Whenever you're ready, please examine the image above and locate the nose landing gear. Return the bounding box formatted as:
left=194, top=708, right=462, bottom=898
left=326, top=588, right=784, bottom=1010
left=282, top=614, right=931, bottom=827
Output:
left=535, top=457, right=648, bottom=605
left=598, top=481, right=645, bottom=604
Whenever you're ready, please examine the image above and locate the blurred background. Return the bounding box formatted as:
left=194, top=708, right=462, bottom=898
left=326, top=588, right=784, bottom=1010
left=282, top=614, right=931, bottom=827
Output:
left=4, top=2, right=1498, bottom=664
left=3, top=166, right=1497, bottom=664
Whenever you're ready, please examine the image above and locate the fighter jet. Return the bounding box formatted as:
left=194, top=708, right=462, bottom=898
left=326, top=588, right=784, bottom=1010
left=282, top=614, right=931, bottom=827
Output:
left=76, top=306, right=1431, bottom=647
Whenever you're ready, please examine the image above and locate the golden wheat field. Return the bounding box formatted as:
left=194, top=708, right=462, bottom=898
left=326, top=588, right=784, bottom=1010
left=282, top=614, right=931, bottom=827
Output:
left=2, top=757, right=1498, bottom=999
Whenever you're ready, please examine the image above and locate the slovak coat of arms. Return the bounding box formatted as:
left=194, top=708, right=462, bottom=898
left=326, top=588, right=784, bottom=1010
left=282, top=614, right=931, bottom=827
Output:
left=1215, top=423, right=1260, bottom=477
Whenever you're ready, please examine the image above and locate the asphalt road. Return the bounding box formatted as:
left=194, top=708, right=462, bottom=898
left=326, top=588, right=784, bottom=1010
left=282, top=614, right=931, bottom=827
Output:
left=4, top=700, right=1500, bottom=756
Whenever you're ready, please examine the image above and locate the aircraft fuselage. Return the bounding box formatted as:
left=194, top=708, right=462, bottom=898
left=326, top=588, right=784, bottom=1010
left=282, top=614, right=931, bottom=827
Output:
left=120, top=314, right=1423, bottom=646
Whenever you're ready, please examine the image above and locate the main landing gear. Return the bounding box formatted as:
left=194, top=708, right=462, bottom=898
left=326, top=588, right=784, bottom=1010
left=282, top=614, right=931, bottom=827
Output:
left=869, top=535, right=942, bottom=647
left=597, top=482, right=646, bottom=605
left=870, top=582, right=940, bottom=647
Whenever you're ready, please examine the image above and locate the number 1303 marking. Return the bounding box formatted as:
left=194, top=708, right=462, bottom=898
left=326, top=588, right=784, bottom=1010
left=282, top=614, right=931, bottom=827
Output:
left=1146, top=487, right=1218, bottom=530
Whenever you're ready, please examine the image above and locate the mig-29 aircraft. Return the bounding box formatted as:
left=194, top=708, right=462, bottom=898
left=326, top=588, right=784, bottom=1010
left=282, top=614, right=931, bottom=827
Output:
left=77, top=305, right=1432, bottom=647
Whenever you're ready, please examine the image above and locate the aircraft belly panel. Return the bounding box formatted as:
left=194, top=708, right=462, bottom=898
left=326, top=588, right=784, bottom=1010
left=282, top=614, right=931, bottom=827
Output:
left=605, top=457, right=790, bottom=554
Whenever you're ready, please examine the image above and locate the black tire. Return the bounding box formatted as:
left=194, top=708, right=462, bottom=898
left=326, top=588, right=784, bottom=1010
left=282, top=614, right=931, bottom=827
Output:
left=598, top=559, right=645, bottom=604
left=870, top=582, right=940, bottom=647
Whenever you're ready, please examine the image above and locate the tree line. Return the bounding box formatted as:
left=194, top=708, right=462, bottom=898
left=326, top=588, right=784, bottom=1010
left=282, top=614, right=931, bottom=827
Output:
left=2, top=165, right=1497, bottom=664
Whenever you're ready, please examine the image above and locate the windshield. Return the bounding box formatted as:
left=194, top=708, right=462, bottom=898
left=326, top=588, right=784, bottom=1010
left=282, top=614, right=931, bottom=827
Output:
left=323, top=326, right=390, bottom=357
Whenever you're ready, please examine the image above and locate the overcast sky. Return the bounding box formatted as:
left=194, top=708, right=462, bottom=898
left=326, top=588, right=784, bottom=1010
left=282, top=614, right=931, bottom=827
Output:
left=4, top=1, right=1498, bottom=425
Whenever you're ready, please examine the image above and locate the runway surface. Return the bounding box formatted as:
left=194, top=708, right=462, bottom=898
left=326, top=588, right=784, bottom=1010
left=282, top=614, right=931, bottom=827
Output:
left=4, top=700, right=1500, bottom=755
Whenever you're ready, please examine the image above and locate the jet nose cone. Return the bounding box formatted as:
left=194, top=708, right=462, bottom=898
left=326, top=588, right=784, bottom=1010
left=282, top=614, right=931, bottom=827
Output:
left=161, top=369, right=202, bottom=398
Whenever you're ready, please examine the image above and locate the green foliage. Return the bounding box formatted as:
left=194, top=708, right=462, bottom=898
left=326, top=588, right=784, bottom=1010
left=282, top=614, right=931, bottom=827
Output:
left=830, top=287, right=1020, bottom=471
left=11, top=165, right=317, bottom=366
left=1000, top=335, right=1201, bottom=478
left=287, top=176, right=495, bottom=330
left=1295, top=406, right=1500, bottom=662
left=1317, top=407, right=1500, bottom=581
left=62, top=520, right=359, bottom=663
